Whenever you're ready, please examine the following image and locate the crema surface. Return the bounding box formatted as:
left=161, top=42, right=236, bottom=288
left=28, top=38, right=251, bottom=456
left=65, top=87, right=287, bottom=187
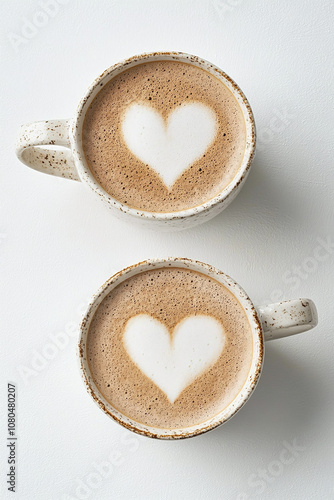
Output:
left=87, top=268, right=253, bottom=429
left=83, top=60, right=246, bottom=212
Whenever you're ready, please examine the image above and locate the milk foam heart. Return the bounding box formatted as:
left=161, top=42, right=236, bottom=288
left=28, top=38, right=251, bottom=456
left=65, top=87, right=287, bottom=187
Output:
left=123, top=314, right=225, bottom=403
left=121, top=102, right=218, bottom=189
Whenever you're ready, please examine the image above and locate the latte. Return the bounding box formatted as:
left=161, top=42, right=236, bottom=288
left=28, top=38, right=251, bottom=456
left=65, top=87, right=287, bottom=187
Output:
left=87, top=267, right=253, bottom=429
left=82, top=60, right=246, bottom=213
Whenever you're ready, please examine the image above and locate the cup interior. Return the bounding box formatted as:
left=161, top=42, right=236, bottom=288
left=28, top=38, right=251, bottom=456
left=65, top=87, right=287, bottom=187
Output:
left=70, top=52, right=256, bottom=221
left=78, top=258, right=263, bottom=439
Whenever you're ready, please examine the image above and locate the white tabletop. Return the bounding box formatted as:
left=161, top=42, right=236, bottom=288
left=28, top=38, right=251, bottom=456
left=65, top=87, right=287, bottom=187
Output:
left=1, top=1, right=333, bottom=499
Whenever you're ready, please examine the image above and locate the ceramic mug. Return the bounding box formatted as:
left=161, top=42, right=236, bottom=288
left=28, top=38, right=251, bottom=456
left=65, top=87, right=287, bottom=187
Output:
left=15, top=52, right=256, bottom=230
left=78, top=258, right=318, bottom=439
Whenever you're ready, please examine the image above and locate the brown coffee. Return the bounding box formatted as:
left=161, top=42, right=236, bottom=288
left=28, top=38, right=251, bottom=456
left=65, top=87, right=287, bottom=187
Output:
left=83, top=60, right=246, bottom=213
left=87, top=267, right=253, bottom=429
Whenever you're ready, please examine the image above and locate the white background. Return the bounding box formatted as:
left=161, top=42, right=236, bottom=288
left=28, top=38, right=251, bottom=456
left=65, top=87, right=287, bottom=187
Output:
left=1, top=1, right=334, bottom=499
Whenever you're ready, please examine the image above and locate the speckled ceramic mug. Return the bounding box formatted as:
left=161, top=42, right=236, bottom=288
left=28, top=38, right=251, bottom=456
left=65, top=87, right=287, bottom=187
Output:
left=15, top=52, right=256, bottom=230
left=78, top=258, right=318, bottom=439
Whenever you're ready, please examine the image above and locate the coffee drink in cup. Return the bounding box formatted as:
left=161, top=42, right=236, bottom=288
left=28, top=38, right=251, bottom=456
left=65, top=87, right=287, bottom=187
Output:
left=82, top=60, right=246, bottom=213
left=86, top=266, right=253, bottom=429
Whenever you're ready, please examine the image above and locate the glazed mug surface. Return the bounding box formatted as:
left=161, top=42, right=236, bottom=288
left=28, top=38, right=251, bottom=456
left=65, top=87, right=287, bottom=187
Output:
left=16, top=52, right=256, bottom=230
left=78, top=258, right=318, bottom=439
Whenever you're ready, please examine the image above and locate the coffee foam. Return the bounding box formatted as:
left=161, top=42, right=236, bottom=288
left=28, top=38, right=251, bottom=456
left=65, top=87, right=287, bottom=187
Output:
left=83, top=60, right=246, bottom=213
left=87, top=268, right=253, bottom=429
left=123, top=314, right=225, bottom=403
left=121, top=102, right=218, bottom=189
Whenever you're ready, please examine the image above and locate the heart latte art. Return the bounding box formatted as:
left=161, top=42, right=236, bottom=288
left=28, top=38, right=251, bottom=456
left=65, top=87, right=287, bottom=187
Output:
left=123, top=314, right=225, bottom=403
left=82, top=59, right=246, bottom=212
left=121, top=103, right=218, bottom=189
left=86, top=267, right=253, bottom=429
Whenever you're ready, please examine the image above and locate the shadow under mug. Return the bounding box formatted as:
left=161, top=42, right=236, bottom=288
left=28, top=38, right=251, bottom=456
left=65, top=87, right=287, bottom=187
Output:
left=15, top=52, right=256, bottom=230
left=78, top=258, right=318, bottom=439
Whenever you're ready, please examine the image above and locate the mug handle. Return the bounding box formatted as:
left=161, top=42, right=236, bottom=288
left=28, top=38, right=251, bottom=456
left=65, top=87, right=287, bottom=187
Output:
left=15, top=119, right=80, bottom=181
left=257, top=298, right=318, bottom=341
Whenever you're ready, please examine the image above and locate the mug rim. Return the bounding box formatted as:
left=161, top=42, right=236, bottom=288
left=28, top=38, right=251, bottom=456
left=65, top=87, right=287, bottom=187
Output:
left=70, top=52, right=256, bottom=221
left=78, top=258, right=264, bottom=439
